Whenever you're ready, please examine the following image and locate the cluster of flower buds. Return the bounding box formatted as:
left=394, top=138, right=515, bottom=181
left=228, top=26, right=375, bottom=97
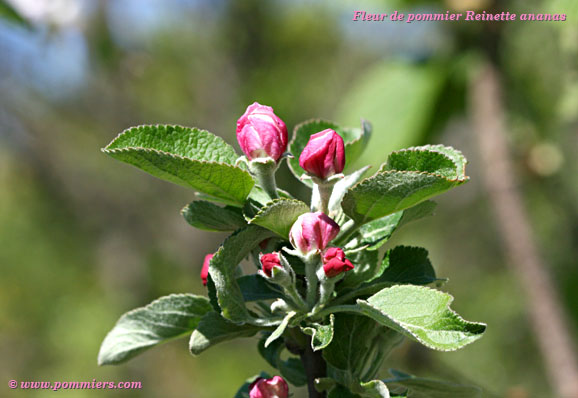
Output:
left=249, top=376, right=289, bottom=398
left=236, top=102, right=288, bottom=162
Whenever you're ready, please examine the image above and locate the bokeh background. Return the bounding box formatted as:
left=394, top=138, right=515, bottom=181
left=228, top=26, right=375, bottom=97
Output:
left=1, top=0, right=577, bottom=397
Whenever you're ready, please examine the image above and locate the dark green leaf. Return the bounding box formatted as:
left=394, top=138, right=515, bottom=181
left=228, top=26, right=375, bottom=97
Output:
left=189, top=312, right=260, bottom=355
left=209, top=226, right=275, bottom=323
left=384, top=369, right=482, bottom=398
left=380, top=246, right=438, bottom=285
left=238, top=274, right=284, bottom=302
left=339, top=250, right=381, bottom=290
left=98, top=294, right=212, bottom=365
left=357, top=285, right=486, bottom=351
left=0, top=0, right=31, bottom=27
left=258, top=336, right=307, bottom=386
left=181, top=201, right=247, bottom=231
left=249, top=199, right=309, bottom=238
left=103, top=125, right=254, bottom=206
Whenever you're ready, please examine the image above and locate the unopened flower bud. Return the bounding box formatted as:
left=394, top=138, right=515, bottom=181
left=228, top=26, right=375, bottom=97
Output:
left=249, top=376, right=289, bottom=398
left=299, top=129, right=345, bottom=179
left=289, top=212, right=340, bottom=255
left=322, top=247, right=354, bottom=278
left=237, top=102, right=288, bottom=162
left=260, top=253, right=282, bottom=277
left=200, top=253, right=213, bottom=286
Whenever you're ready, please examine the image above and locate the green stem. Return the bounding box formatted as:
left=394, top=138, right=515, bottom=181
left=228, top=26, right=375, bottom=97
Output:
left=249, top=160, right=279, bottom=201
left=305, top=257, right=320, bottom=309
left=311, top=304, right=358, bottom=321
left=317, top=183, right=333, bottom=214
left=284, top=285, right=308, bottom=312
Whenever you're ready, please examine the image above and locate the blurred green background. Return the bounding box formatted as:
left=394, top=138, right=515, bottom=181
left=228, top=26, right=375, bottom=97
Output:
left=1, top=0, right=577, bottom=397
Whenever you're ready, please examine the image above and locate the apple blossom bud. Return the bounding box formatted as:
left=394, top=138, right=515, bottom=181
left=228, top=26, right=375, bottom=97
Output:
left=237, top=102, right=288, bottom=162
left=289, top=212, right=340, bottom=255
left=249, top=376, right=289, bottom=398
left=322, top=247, right=354, bottom=278
left=260, top=253, right=282, bottom=277
left=299, top=129, right=345, bottom=179
left=200, top=253, right=213, bottom=286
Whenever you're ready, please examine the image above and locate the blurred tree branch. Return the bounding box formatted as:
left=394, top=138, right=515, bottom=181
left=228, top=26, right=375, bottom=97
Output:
left=470, top=61, right=578, bottom=398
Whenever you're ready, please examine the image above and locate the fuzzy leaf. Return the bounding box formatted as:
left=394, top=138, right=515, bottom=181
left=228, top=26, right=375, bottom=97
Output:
left=288, top=120, right=371, bottom=185
left=342, top=145, right=467, bottom=225
left=357, top=285, right=486, bottom=351
left=339, top=250, right=381, bottom=290
left=182, top=201, right=247, bottom=231
left=189, top=312, right=260, bottom=355
left=265, top=311, right=295, bottom=347
left=385, top=369, right=482, bottom=397
left=103, top=125, right=253, bottom=206
left=360, top=380, right=390, bottom=398
left=329, top=166, right=372, bottom=213
left=209, top=226, right=275, bottom=323
left=302, top=314, right=335, bottom=351
left=350, top=201, right=437, bottom=251
left=98, top=294, right=212, bottom=365
left=249, top=199, right=309, bottom=238
left=379, top=246, right=438, bottom=285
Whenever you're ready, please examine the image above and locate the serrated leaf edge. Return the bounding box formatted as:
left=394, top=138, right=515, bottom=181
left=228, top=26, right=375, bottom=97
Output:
left=357, top=285, right=486, bottom=352
left=384, top=145, right=468, bottom=180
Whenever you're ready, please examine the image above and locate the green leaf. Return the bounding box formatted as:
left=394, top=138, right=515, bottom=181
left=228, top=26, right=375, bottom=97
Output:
left=98, top=294, right=212, bottom=365
left=384, top=369, right=482, bottom=398
left=209, top=226, right=275, bottom=323
left=339, top=250, right=381, bottom=290
left=329, top=385, right=362, bottom=398
left=181, top=201, right=247, bottom=231
left=189, top=312, right=260, bottom=355
left=0, top=0, right=31, bottom=28
left=103, top=125, right=254, bottom=206
left=265, top=311, right=295, bottom=347
left=301, top=314, right=335, bottom=351
left=288, top=120, right=371, bottom=185
left=380, top=246, right=439, bottom=285
left=258, top=336, right=307, bottom=386
left=238, top=274, right=284, bottom=302
left=323, top=314, right=382, bottom=378
left=329, top=166, right=371, bottom=213
left=357, top=285, right=486, bottom=351
left=342, top=145, right=467, bottom=225
left=249, top=199, right=309, bottom=238
left=234, top=372, right=271, bottom=398
left=347, top=201, right=436, bottom=252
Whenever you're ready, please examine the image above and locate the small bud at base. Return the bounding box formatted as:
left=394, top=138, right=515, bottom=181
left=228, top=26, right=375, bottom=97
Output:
left=260, top=252, right=283, bottom=277
left=249, top=376, right=289, bottom=398
left=200, top=254, right=213, bottom=286
left=322, top=247, right=354, bottom=278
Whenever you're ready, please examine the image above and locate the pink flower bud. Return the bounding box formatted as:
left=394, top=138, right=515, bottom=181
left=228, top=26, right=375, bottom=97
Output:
left=289, top=212, right=340, bottom=255
left=299, top=129, right=345, bottom=179
left=249, top=376, right=289, bottom=398
left=237, top=102, right=288, bottom=161
left=200, top=254, right=213, bottom=286
left=322, top=247, right=354, bottom=278
left=260, top=253, right=282, bottom=277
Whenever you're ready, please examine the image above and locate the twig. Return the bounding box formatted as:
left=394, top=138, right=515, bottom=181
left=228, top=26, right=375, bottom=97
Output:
left=470, top=62, right=578, bottom=397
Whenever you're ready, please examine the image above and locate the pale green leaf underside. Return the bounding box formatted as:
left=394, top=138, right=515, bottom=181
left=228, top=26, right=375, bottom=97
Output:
left=342, top=145, right=467, bottom=224
left=249, top=199, right=310, bottom=238
left=302, top=314, right=335, bottom=351
left=209, top=226, right=275, bottom=323
left=189, top=312, right=260, bottom=355
left=181, top=201, right=247, bottom=231
left=103, top=125, right=253, bottom=206
left=98, top=294, right=212, bottom=365
left=265, top=311, right=295, bottom=347
left=357, top=285, right=486, bottom=351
